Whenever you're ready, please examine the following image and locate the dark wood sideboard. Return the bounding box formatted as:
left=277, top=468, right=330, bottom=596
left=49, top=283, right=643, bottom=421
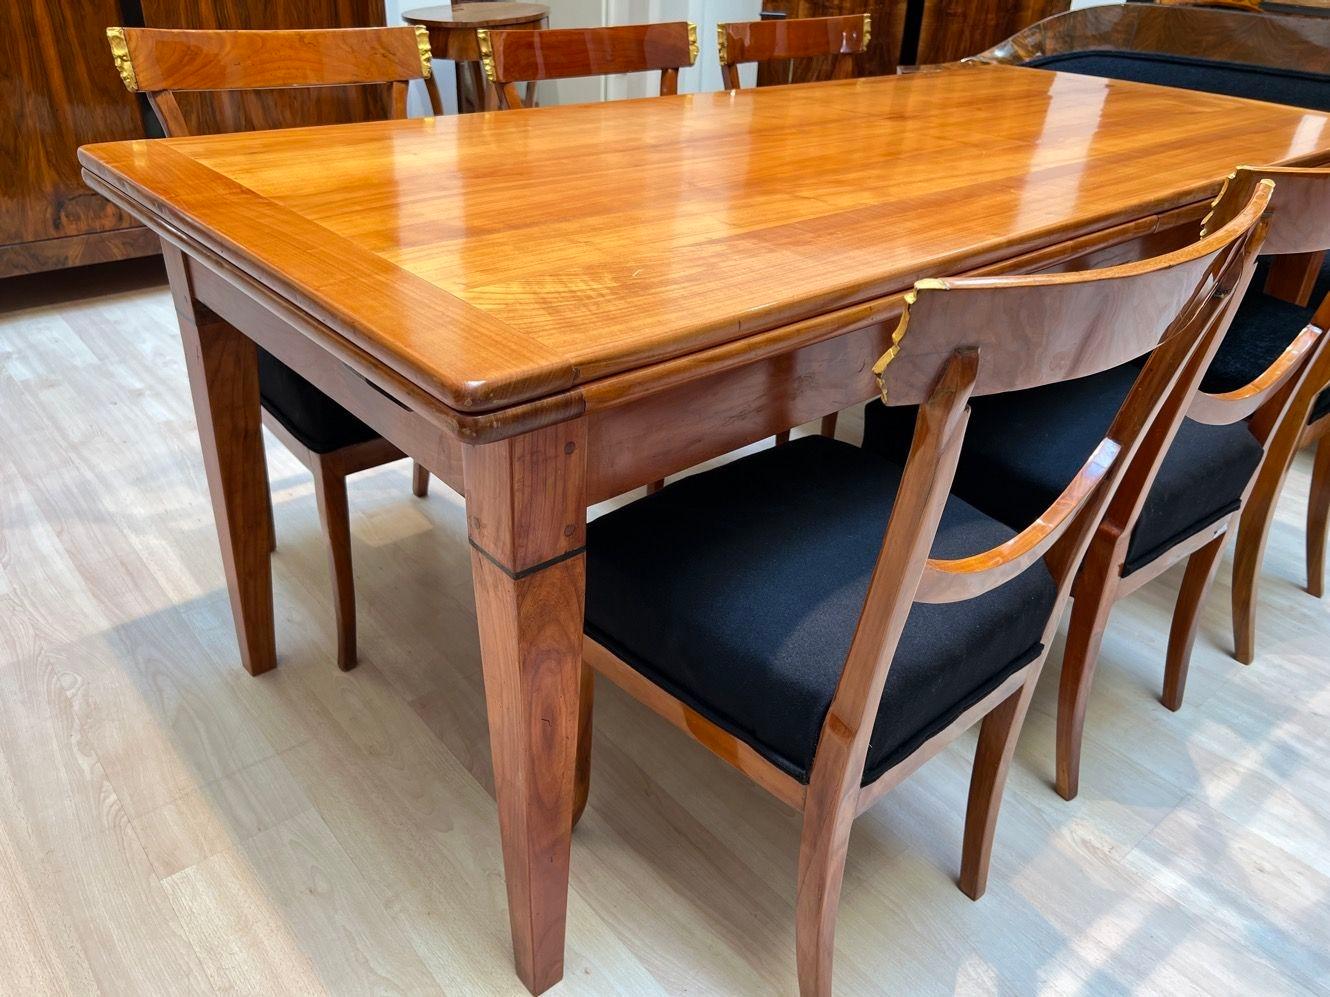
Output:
left=755, top=0, right=1068, bottom=80
left=4, top=0, right=387, bottom=279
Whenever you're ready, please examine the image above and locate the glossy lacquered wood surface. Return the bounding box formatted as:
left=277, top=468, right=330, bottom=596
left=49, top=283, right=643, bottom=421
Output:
left=111, top=27, right=431, bottom=94
left=479, top=22, right=698, bottom=107
left=976, top=1, right=1330, bottom=70
left=717, top=14, right=870, bottom=90
left=133, top=0, right=396, bottom=134
left=79, top=66, right=1330, bottom=426
left=916, top=0, right=1070, bottom=64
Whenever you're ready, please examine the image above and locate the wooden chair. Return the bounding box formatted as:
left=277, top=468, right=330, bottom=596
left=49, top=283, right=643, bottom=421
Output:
left=716, top=13, right=870, bottom=449
left=978, top=3, right=1330, bottom=618
left=1207, top=169, right=1330, bottom=653
left=716, top=14, right=870, bottom=90
left=864, top=171, right=1328, bottom=802
left=106, top=25, right=436, bottom=671
left=476, top=22, right=699, bottom=110
left=573, top=183, right=1271, bottom=995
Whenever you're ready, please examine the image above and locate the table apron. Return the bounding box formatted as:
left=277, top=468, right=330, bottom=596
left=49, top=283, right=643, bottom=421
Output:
left=186, top=256, right=467, bottom=494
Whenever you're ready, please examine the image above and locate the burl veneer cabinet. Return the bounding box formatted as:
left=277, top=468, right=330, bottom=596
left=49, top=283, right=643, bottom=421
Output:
left=4, top=0, right=387, bottom=279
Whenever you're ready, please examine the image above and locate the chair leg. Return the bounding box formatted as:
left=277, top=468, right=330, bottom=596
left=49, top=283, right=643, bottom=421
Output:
left=1164, top=532, right=1226, bottom=711
left=1309, top=434, right=1330, bottom=598
left=260, top=431, right=276, bottom=553
left=1056, top=572, right=1117, bottom=801
left=1233, top=481, right=1279, bottom=666
left=572, top=663, right=594, bottom=829
left=311, top=456, right=357, bottom=672
left=795, top=808, right=853, bottom=997
left=412, top=460, right=430, bottom=498
left=960, top=676, right=1037, bottom=901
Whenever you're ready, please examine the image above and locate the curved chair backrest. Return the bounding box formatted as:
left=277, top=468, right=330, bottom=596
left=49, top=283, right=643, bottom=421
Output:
left=478, top=23, right=698, bottom=110
left=1205, top=165, right=1330, bottom=256
left=973, top=2, right=1330, bottom=71
left=806, top=182, right=1271, bottom=814
left=875, top=189, right=1269, bottom=408
left=106, top=26, right=432, bottom=136
left=716, top=14, right=870, bottom=90
left=1187, top=166, right=1330, bottom=460
left=1155, top=0, right=1263, bottom=10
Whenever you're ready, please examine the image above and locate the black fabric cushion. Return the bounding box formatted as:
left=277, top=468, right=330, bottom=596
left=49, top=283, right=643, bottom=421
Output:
left=1024, top=51, right=1330, bottom=113
left=862, top=364, right=1265, bottom=577
left=258, top=349, right=380, bottom=454
left=1202, top=258, right=1330, bottom=425
left=584, top=436, right=1057, bottom=786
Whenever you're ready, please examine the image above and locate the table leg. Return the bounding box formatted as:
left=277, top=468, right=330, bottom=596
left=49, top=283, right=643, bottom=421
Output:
left=425, top=72, right=445, bottom=116
left=163, top=245, right=276, bottom=676
left=1265, top=250, right=1326, bottom=307
left=470, top=61, right=496, bottom=111
left=464, top=419, right=587, bottom=995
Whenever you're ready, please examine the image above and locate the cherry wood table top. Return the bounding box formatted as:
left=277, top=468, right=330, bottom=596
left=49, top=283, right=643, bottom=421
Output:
left=79, top=64, right=1330, bottom=426
left=402, top=4, right=549, bottom=29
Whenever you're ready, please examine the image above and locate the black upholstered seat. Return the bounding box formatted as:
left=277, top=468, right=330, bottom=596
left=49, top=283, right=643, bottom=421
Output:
left=584, top=435, right=1057, bottom=786
left=1025, top=51, right=1330, bottom=113
left=258, top=350, right=379, bottom=454
left=863, top=364, right=1264, bottom=577
left=1202, top=258, right=1330, bottom=425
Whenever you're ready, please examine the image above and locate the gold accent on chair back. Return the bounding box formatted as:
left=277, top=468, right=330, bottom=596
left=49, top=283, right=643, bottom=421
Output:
left=413, top=25, right=434, bottom=79
left=106, top=27, right=139, bottom=92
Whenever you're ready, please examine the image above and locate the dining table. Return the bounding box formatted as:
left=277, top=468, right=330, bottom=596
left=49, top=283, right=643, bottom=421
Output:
left=79, top=63, right=1330, bottom=994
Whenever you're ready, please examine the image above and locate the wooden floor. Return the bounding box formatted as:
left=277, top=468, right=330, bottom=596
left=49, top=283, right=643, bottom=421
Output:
left=2, top=259, right=1328, bottom=996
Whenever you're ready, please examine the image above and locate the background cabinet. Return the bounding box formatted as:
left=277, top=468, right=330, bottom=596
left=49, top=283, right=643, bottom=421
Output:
left=755, top=0, right=1068, bottom=79
left=3, top=0, right=388, bottom=279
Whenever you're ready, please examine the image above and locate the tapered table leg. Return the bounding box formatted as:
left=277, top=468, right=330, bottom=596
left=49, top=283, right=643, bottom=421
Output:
left=164, top=246, right=276, bottom=676
left=464, top=419, right=587, bottom=995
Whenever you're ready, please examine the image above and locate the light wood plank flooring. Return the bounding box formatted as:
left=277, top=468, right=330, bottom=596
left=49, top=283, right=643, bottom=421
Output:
left=1, top=260, right=1328, bottom=995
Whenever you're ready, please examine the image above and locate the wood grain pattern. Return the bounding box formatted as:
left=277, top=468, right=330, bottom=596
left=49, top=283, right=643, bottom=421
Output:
left=110, top=26, right=430, bottom=94
left=165, top=244, right=277, bottom=677
left=916, top=0, right=1070, bottom=65
left=79, top=67, right=1330, bottom=432
left=975, top=0, right=1330, bottom=70
left=464, top=420, right=587, bottom=995
left=717, top=15, right=869, bottom=89
left=757, top=0, right=907, bottom=79
left=0, top=228, right=161, bottom=280
left=479, top=22, right=697, bottom=108
left=134, top=0, right=396, bottom=134
left=1, top=2, right=152, bottom=276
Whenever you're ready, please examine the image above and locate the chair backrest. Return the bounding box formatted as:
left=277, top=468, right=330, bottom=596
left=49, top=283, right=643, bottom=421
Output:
left=803, top=182, right=1271, bottom=807
left=1185, top=166, right=1330, bottom=489
left=1155, top=0, right=1264, bottom=10
left=106, top=26, right=432, bottom=137
left=477, top=23, right=698, bottom=109
left=972, top=2, right=1330, bottom=73
left=1058, top=166, right=1330, bottom=574
left=716, top=15, right=870, bottom=90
